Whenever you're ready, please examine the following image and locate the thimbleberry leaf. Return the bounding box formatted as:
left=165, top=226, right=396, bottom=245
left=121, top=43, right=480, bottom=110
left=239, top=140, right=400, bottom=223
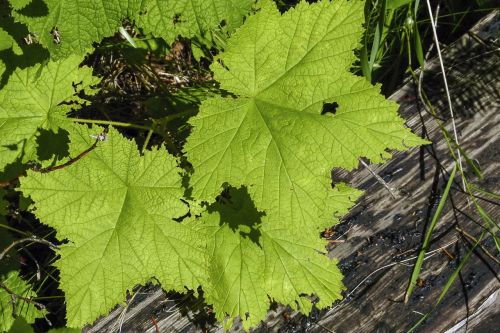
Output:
left=185, top=0, right=426, bottom=230
left=20, top=126, right=204, bottom=327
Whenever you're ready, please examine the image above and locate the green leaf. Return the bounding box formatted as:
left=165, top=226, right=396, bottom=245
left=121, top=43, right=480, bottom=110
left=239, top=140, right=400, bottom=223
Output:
left=196, top=187, right=352, bottom=329
left=7, top=0, right=31, bottom=11
left=137, top=0, right=254, bottom=42
left=6, top=317, right=81, bottom=333
left=197, top=188, right=267, bottom=329
left=185, top=0, right=426, bottom=231
left=0, top=271, right=46, bottom=333
left=0, top=56, right=97, bottom=171
left=13, top=0, right=254, bottom=58
left=183, top=2, right=426, bottom=325
left=7, top=317, right=34, bottom=333
left=19, top=126, right=204, bottom=327
left=413, top=23, right=425, bottom=68
left=0, top=28, right=16, bottom=52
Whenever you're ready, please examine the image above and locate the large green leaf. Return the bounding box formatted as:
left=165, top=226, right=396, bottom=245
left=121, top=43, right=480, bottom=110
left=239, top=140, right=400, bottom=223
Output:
left=0, top=271, right=46, bottom=333
left=20, top=126, right=204, bottom=327
left=185, top=0, right=426, bottom=230
left=0, top=56, right=97, bottom=171
left=12, top=0, right=254, bottom=58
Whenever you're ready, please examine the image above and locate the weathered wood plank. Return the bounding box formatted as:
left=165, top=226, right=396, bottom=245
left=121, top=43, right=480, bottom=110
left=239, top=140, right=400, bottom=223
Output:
left=85, top=10, right=500, bottom=333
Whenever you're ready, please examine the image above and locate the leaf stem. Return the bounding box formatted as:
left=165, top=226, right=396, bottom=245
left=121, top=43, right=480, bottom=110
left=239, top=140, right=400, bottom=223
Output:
left=161, top=109, right=198, bottom=123
left=141, top=121, right=156, bottom=153
left=67, top=118, right=152, bottom=131
left=0, top=223, right=30, bottom=236
left=0, top=282, right=46, bottom=311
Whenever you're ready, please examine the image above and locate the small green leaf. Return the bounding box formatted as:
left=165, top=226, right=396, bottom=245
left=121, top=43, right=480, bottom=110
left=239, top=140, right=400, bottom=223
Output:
left=0, top=28, right=16, bottom=52
left=0, top=56, right=97, bottom=171
left=7, top=318, right=33, bottom=333
left=137, top=0, right=254, bottom=43
left=7, top=0, right=31, bottom=11
left=0, top=271, right=46, bottom=332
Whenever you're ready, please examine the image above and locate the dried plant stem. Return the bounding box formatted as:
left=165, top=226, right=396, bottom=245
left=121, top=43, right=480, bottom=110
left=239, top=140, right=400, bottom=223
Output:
left=359, top=159, right=398, bottom=199
left=0, top=237, right=58, bottom=262
left=0, top=282, right=46, bottom=311
left=425, top=0, right=466, bottom=191
left=455, top=227, right=500, bottom=265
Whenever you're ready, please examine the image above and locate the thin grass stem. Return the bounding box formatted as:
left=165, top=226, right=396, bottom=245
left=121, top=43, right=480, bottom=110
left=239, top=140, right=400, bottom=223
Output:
left=407, top=231, right=486, bottom=332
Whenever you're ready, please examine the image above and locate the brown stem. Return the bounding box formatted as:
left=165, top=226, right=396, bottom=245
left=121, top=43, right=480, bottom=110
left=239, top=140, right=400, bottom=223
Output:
left=0, top=237, right=59, bottom=262
left=0, top=282, right=46, bottom=312
left=456, top=227, right=500, bottom=265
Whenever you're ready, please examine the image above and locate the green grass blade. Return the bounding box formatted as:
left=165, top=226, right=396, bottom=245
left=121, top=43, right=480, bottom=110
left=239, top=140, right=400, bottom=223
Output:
left=470, top=184, right=500, bottom=200
left=413, top=0, right=421, bottom=25
left=456, top=144, right=483, bottom=179
left=413, top=23, right=425, bottom=68
left=474, top=204, right=500, bottom=254
left=404, top=163, right=458, bottom=303
left=387, top=0, right=413, bottom=10
left=360, top=41, right=372, bottom=81
left=369, top=0, right=387, bottom=72
left=407, top=231, right=485, bottom=332
left=119, top=27, right=137, bottom=48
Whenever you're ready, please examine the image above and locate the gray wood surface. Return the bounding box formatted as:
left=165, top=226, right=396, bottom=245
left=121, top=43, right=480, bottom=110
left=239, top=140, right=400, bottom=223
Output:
left=85, top=11, right=500, bottom=333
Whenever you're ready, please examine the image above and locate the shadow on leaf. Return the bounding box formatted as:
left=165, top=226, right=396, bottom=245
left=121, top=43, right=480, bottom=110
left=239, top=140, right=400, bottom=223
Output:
left=35, top=128, right=70, bottom=166
left=16, top=0, right=49, bottom=17
left=207, top=186, right=265, bottom=245
left=0, top=2, right=49, bottom=88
